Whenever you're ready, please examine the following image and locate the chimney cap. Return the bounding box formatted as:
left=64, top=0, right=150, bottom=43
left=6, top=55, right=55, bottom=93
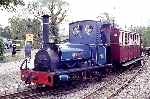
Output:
left=42, top=15, right=49, bottom=18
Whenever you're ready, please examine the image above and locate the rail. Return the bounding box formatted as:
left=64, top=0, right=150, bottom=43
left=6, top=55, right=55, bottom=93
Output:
left=81, top=56, right=148, bottom=99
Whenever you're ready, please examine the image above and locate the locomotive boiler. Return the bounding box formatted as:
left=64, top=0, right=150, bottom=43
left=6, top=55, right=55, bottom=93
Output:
left=20, top=15, right=143, bottom=87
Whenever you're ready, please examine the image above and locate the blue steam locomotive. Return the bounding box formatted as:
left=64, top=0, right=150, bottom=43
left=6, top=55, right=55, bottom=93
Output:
left=21, top=15, right=142, bottom=87
left=34, top=15, right=110, bottom=72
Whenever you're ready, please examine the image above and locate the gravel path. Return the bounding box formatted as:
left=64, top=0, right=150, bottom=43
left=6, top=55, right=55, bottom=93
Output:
left=114, top=59, right=150, bottom=99
left=0, top=59, right=26, bottom=95
left=0, top=49, right=38, bottom=95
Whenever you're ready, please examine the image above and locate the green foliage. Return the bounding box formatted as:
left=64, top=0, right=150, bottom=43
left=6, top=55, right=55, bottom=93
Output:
left=143, top=27, right=150, bottom=47
left=0, top=26, right=11, bottom=39
left=8, top=16, right=26, bottom=40
left=0, top=38, right=4, bottom=60
left=128, top=26, right=150, bottom=47
left=0, top=0, right=24, bottom=9
left=27, top=0, right=69, bottom=43
left=9, top=16, right=42, bottom=48
left=128, top=26, right=147, bottom=46
left=31, top=18, right=42, bottom=48
left=9, top=17, right=38, bottom=40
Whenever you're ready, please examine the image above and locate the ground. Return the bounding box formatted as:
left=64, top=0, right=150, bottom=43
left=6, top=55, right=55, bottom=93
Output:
left=0, top=49, right=37, bottom=94
left=0, top=51, right=150, bottom=99
left=114, top=60, right=150, bottom=99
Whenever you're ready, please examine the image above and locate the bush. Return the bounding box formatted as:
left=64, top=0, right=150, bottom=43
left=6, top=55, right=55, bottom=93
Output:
left=0, top=38, right=5, bottom=61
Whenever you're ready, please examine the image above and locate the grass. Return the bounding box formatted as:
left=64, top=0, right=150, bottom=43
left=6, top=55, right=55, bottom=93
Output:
left=0, top=52, right=24, bottom=63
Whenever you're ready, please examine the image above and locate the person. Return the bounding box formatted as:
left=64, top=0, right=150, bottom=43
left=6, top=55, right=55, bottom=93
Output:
left=12, top=44, right=16, bottom=56
left=25, top=42, right=32, bottom=59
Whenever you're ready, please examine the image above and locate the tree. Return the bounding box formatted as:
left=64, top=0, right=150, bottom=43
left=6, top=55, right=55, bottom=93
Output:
left=143, top=27, right=150, bottom=47
left=31, top=18, right=41, bottom=48
left=128, top=26, right=145, bottom=34
left=8, top=16, right=26, bottom=40
left=27, top=0, right=69, bottom=43
left=9, top=16, right=42, bottom=48
left=0, top=26, right=11, bottom=39
left=0, top=0, right=24, bottom=9
left=0, top=0, right=24, bottom=60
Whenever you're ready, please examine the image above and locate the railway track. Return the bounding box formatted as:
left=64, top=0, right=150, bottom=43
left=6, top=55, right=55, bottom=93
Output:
left=0, top=85, right=61, bottom=99
left=107, top=67, right=142, bottom=99
left=0, top=68, right=143, bottom=99
left=0, top=57, right=148, bottom=99
left=0, top=80, right=89, bottom=99
left=81, top=58, right=147, bottom=99
left=0, top=66, right=144, bottom=99
left=0, top=86, right=39, bottom=99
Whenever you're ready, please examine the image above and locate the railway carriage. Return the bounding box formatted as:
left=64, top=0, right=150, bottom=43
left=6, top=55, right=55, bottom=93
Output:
left=111, top=28, right=141, bottom=66
left=20, top=15, right=143, bottom=87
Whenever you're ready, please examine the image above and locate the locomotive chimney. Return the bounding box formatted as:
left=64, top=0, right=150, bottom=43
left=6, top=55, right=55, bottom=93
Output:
left=42, top=15, right=50, bottom=47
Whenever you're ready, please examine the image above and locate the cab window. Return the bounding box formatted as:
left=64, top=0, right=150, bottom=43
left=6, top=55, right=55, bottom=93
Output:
left=125, top=33, right=128, bottom=44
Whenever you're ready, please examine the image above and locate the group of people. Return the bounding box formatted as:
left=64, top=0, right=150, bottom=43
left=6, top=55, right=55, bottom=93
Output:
left=11, top=42, right=32, bottom=59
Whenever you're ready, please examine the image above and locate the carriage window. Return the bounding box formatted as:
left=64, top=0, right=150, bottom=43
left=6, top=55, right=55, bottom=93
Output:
left=135, top=34, right=137, bottom=40
left=122, top=32, right=124, bottom=44
left=125, top=33, right=128, bottom=44
left=130, top=34, right=133, bottom=39
left=133, top=34, right=135, bottom=41
left=137, top=35, right=139, bottom=40
left=128, top=33, right=130, bottom=42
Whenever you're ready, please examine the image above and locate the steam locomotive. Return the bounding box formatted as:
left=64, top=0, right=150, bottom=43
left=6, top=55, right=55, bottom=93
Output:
left=20, top=15, right=143, bottom=87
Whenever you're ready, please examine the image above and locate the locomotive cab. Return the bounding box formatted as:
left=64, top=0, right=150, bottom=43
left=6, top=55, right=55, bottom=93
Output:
left=69, top=20, right=111, bottom=65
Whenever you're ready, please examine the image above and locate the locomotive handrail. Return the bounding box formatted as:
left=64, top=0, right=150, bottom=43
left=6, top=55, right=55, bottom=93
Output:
left=20, top=59, right=28, bottom=70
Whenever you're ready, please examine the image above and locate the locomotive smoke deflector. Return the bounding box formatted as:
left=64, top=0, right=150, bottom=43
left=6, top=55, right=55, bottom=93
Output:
left=42, top=15, right=50, bottom=47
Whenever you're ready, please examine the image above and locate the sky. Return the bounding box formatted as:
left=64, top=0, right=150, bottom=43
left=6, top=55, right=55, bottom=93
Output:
left=0, top=0, right=150, bottom=28
left=66, top=0, right=150, bottom=27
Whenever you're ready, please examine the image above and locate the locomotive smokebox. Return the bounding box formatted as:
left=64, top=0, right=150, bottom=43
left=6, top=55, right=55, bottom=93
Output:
left=42, top=15, right=50, bottom=47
